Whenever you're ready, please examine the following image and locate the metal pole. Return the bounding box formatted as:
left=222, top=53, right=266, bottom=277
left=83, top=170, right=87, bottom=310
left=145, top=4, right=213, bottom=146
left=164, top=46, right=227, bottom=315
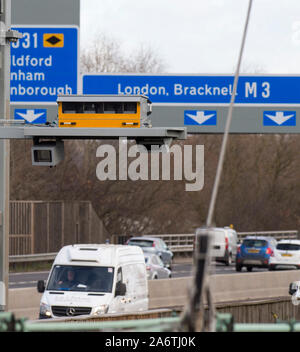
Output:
left=0, top=0, right=11, bottom=312
left=24, top=316, right=180, bottom=332
left=234, top=323, right=300, bottom=333
left=206, top=0, right=253, bottom=227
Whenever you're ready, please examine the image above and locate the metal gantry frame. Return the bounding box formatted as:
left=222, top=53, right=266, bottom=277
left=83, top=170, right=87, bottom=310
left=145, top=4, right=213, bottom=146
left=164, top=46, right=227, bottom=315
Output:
left=0, top=124, right=187, bottom=141
left=0, top=123, right=187, bottom=167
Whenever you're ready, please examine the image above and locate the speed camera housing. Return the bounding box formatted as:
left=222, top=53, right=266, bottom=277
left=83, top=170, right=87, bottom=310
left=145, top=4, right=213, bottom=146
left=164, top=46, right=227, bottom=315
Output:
left=31, top=140, right=64, bottom=166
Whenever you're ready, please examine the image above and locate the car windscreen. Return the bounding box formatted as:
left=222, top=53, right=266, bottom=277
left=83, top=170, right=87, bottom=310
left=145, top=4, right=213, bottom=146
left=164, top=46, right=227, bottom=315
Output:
left=128, top=240, right=153, bottom=247
left=277, top=243, right=300, bottom=251
left=243, top=239, right=267, bottom=248
left=47, top=265, right=114, bottom=293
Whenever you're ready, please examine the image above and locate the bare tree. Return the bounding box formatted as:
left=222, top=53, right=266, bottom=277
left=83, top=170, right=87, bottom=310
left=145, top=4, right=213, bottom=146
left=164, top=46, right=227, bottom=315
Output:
left=124, top=45, right=166, bottom=73
left=80, top=33, right=166, bottom=73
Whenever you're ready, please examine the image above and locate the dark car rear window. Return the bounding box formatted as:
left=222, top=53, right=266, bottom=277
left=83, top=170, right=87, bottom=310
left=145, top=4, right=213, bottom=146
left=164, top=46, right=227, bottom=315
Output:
left=277, top=243, right=300, bottom=251
left=128, top=240, right=153, bottom=247
left=243, top=239, right=267, bottom=248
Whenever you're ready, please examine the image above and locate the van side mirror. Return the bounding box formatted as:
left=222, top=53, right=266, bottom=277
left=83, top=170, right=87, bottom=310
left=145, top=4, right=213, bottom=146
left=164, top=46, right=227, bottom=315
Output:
left=37, top=280, right=45, bottom=293
left=115, top=282, right=126, bottom=296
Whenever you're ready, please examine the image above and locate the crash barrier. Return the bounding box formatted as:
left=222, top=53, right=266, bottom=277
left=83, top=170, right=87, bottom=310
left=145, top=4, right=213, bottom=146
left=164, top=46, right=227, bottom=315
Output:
left=8, top=270, right=300, bottom=321
left=236, top=230, right=299, bottom=241
left=149, top=270, right=300, bottom=308
left=10, top=230, right=298, bottom=264
left=112, top=230, right=299, bottom=253
left=9, top=252, right=57, bottom=263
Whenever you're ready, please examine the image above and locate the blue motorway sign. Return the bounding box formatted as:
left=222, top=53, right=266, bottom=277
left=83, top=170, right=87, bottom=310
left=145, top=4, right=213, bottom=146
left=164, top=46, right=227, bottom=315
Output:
left=14, top=108, right=47, bottom=124
left=184, top=110, right=217, bottom=125
left=263, top=111, right=296, bottom=126
left=10, top=26, right=78, bottom=103
left=82, top=74, right=300, bottom=105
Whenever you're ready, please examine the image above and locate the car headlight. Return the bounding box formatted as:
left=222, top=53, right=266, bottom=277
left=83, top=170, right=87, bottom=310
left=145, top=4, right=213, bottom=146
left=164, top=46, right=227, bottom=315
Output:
left=40, top=302, right=51, bottom=317
left=94, top=304, right=109, bottom=316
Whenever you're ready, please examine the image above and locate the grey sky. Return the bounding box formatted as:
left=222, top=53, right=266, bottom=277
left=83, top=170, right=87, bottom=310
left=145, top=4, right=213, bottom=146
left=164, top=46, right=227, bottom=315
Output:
left=80, top=0, right=300, bottom=74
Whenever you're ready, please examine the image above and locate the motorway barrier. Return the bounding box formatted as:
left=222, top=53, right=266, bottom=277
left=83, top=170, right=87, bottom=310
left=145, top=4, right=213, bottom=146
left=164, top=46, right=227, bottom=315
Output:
left=143, top=231, right=299, bottom=252
left=9, top=230, right=299, bottom=264
left=8, top=270, right=300, bottom=321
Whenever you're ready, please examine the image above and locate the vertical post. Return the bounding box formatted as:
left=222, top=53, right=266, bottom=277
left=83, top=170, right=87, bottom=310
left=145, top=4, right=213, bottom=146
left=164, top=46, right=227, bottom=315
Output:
left=61, top=202, right=65, bottom=247
left=30, top=201, right=34, bottom=254
left=88, top=202, right=91, bottom=243
left=46, top=202, right=50, bottom=252
left=179, top=228, right=213, bottom=331
left=0, top=0, right=11, bottom=312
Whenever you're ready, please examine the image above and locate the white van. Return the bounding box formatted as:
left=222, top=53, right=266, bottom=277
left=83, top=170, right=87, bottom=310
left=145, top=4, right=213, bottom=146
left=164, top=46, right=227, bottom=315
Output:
left=211, top=227, right=238, bottom=265
left=195, top=227, right=238, bottom=266
left=37, top=244, right=148, bottom=319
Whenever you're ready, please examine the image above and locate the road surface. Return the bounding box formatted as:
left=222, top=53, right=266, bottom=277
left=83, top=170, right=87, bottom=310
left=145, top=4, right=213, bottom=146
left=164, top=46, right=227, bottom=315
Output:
left=8, top=261, right=275, bottom=289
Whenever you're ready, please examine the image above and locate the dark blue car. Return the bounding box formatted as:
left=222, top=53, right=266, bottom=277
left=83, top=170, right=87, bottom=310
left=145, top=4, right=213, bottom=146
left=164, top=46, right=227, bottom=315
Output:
left=236, top=236, right=277, bottom=272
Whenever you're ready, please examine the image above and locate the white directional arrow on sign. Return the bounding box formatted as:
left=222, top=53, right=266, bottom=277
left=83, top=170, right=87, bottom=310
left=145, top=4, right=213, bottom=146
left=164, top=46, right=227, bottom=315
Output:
left=15, top=110, right=45, bottom=123
left=265, top=111, right=295, bottom=125
left=186, top=111, right=215, bottom=125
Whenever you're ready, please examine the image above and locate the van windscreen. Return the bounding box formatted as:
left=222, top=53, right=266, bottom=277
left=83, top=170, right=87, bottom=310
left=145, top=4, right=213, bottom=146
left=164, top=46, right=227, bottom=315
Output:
left=47, top=265, right=114, bottom=293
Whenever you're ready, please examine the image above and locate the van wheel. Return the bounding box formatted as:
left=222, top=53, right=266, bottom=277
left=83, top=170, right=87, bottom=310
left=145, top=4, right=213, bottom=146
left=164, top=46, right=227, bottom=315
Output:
left=225, top=253, right=232, bottom=266
left=236, top=264, right=242, bottom=272
left=247, top=267, right=253, bottom=272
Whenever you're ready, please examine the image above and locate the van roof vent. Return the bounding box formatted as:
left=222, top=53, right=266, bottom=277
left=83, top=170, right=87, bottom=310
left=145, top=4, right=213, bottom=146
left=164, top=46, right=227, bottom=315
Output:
left=70, top=259, right=98, bottom=263
left=67, top=246, right=102, bottom=263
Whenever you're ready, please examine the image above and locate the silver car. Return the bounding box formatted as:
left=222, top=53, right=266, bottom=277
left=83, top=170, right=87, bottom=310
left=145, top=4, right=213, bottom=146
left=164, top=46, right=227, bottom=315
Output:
left=126, top=236, right=173, bottom=268
left=126, top=236, right=173, bottom=269
left=144, top=253, right=172, bottom=280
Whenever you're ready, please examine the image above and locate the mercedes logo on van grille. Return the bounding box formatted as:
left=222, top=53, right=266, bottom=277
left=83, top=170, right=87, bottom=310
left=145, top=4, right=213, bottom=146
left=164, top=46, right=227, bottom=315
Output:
left=66, top=307, right=76, bottom=316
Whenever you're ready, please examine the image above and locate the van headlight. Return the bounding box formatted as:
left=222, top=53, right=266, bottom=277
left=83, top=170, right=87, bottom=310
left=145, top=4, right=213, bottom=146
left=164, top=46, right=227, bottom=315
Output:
left=40, top=302, right=51, bottom=318
left=94, top=304, right=109, bottom=315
